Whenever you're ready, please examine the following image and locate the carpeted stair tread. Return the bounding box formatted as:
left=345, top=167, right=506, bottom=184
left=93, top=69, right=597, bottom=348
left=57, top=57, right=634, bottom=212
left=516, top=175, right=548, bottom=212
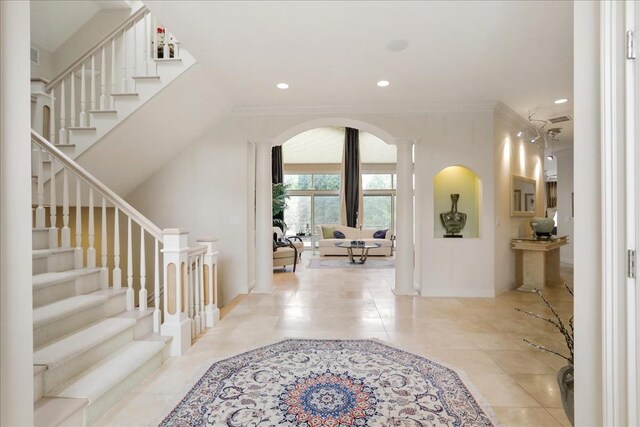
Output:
left=50, top=341, right=165, bottom=402
left=32, top=268, right=100, bottom=290
left=34, top=397, right=88, bottom=427
left=34, top=318, right=136, bottom=368
left=33, top=247, right=75, bottom=259
left=113, top=307, right=154, bottom=321
left=33, top=295, right=106, bottom=328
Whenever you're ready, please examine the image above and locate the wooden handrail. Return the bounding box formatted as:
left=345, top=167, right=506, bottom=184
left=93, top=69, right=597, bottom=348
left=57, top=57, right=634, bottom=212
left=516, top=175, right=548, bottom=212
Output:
left=45, top=6, right=149, bottom=92
left=31, top=130, right=163, bottom=241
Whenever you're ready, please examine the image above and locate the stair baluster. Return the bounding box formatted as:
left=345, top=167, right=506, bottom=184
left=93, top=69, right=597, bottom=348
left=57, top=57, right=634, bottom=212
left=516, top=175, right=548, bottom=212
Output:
left=131, top=20, right=137, bottom=83
left=100, top=46, right=106, bottom=110
left=193, top=255, right=201, bottom=335
left=74, top=176, right=83, bottom=268
left=154, top=238, right=160, bottom=332
left=79, top=62, right=87, bottom=127
left=70, top=72, right=76, bottom=128
left=113, top=207, right=122, bottom=288
left=126, top=217, right=134, bottom=310
left=144, top=13, right=150, bottom=76
left=101, top=196, right=108, bottom=288
left=59, top=80, right=66, bottom=144
left=121, top=27, right=127, bottom=93
left=35, top=146, right=45, bottom=228
left=49, top=158, right=58, bottom=248
left=49, top=91, right=56, bottom=145
left=110, top=38, right=116, bottom=109
left=90, top=54, right=96, bottom=112
left=199, top=253, right=206, bottom=331
left=61, top=168, right=70, bottom=248
left=87, top=188, right=96, bottom=268
left=139, top=228, right=147, bottom=311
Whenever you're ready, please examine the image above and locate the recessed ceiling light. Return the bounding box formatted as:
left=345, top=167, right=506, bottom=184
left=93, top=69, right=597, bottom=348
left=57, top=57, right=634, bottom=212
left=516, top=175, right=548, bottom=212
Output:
left=276, top=83, right=289, bottom=89
left=386, top=39, right=409, bottom=52
left=517, top=131, right=524, bottom=137
left=554, top=98, right=568, bottom=104
left=377, top=80, right=390, bottom=87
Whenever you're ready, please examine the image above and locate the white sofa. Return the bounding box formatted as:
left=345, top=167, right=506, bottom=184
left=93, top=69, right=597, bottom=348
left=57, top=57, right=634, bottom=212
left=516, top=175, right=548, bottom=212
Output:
left=316, top=224, right=393, bottom=256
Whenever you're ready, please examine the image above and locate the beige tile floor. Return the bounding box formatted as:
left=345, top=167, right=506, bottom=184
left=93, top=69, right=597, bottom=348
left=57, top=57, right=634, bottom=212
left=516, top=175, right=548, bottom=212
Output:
left=94, top=254, right=574, bottom=427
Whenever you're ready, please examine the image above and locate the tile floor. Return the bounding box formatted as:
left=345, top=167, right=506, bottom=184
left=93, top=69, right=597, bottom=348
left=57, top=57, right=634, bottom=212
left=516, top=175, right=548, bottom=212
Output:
left=94, top=254, right=574, bottom=427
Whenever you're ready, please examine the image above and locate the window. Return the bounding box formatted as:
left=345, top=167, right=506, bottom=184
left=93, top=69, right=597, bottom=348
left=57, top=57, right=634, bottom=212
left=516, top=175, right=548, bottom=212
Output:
left=362, top=195, right=393, bottom=230
left=313, top=195, right=340, bottom=227
left=284, top=174, right=312, bottom=190
left=313, top=174, right=340, bottom=190
left=362, top=174, right=393, bottom=190
left=284, top=195, right=311, bottom=235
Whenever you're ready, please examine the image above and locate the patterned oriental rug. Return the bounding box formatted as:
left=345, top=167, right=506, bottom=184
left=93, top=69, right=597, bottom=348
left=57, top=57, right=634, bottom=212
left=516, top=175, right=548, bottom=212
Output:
left=160, top=339, right=497, bottom=427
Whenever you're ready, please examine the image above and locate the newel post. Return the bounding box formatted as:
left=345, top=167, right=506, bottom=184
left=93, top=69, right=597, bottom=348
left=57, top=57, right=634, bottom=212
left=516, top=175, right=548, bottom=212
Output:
left=160, top=228, right=192, bottom=356
left=197, top=237, right=220, bottom=327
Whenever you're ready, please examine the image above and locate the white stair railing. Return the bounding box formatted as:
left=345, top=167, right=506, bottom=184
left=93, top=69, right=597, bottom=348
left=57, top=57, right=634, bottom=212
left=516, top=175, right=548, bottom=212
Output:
left=31, top=130, right=213, bottom=357
left=42, top=6, right=181, bottom=145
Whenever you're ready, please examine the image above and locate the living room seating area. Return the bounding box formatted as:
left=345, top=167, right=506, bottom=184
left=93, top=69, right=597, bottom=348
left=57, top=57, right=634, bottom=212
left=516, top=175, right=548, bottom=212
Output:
left=316, top=224, right=393, bottom=256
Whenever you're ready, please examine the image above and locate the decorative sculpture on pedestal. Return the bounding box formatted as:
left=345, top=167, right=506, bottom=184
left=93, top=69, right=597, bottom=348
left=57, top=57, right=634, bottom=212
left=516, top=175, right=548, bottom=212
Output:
left=440, top=193, right=467, bottom=238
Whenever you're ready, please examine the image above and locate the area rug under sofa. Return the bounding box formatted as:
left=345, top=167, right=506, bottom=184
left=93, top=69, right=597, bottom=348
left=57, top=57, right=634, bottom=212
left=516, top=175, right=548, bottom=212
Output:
left=307, top=257, right=395, bottom=269
left=159, top=339, right=497, bottom=426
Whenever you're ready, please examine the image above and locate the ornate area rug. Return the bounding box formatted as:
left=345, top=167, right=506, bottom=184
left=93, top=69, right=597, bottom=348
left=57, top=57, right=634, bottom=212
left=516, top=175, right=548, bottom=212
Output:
left=307, top=257, right=395, bottom=269
left=160, top=339, right=496, bottom=427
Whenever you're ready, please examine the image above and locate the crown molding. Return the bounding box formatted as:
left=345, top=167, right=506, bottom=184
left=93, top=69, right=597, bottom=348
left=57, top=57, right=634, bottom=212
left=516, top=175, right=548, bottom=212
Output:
left=230, top=103, right=497, bottom=117
left=493, top=101, right=531, bottom=129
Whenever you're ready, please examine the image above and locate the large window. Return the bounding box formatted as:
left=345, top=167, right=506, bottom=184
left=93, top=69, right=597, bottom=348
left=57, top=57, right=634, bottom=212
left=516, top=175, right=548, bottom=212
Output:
left=284, top=172, right=397, bottom=239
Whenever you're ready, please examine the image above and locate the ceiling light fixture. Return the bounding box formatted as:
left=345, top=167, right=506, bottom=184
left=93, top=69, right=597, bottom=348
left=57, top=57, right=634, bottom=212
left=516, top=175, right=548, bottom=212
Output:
left=377, top=80, right=390, bottom=87
left=517, top=112, right=549, bottom=147
left=548, top=154, right=555, bottom=160
left=517, top=131, right=524, bottom=137
left=276, top=83, right=289, bottom=89
left=554, top=98, right=568, bottom=104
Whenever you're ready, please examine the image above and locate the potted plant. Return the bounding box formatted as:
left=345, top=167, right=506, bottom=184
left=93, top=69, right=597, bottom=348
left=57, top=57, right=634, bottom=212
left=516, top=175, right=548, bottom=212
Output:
left=515, top=285, right=574, bottom=426
left=272, top=182, right=289, bottom=231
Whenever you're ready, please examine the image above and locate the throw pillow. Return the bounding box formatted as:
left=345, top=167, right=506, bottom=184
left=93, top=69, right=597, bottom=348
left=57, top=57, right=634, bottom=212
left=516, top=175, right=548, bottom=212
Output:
left=333, top=230, right=346, bottom=239
left=321, top=225, right=335, bottom=239
left=373, top=229, right=388, bottom=239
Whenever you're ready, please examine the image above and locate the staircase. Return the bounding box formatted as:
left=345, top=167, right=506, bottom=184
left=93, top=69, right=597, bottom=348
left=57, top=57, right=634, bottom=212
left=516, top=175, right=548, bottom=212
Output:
left=31, top=5, right=196, bottom=174
left=32, top=249, right=168, bottom=426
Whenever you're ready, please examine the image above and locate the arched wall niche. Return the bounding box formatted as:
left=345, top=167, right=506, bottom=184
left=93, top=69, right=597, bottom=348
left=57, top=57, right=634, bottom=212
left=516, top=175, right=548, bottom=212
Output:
left=433, top=165, right=481, bottom=238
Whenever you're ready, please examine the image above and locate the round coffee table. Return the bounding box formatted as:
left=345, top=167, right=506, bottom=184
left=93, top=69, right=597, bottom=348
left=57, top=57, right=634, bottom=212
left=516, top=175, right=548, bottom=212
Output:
left=334, top=241, right=382, bottom=264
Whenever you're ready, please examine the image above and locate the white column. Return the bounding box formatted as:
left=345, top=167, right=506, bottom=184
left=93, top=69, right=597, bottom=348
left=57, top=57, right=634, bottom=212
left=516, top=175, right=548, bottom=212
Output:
left=0, top=1, right=34, bottom=424
left=253, top=141, right=274, bottom=293
left=197, top=237, right=220, bottom=327
left=394, top=138, right=416, bottom=295
left=160, top=228, right=192, bottom=356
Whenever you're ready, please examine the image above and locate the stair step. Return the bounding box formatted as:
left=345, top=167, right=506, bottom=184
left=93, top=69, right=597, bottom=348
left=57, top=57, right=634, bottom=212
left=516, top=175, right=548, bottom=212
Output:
left=50, top=341, right=165, bottom=425
left=113, top=308, right=154, bottom=339
left=34, top=295, right=106, bottom=349
left=35, top=318, right=136, bottom=394
left=87, top=288, right=128, bottom=318
left=33, top=268, right=101, bottom=307
left=154, top=58, right=182, bottom=62
left=89, top=109, right=117, bottom=114
left=132, top=75, right=160, bottom=80
left=34, top=397, right=88, bottom=427
left=68, top=127, right=97, bottom=131
left=33, top=247, right=75, bottom=275
left=111, top=92, right=138, bottom=97
left=33, top=228, right=49, bottom=250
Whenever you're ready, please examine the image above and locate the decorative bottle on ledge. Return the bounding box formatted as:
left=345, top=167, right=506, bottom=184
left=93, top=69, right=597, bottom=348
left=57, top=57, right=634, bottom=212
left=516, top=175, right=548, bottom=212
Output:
left=440, top=193, right=467, bottom=238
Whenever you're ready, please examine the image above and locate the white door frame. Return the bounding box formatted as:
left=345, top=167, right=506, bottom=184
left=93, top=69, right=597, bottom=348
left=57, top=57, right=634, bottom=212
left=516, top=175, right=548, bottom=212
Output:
left=600, top=1, right=638, bottom=424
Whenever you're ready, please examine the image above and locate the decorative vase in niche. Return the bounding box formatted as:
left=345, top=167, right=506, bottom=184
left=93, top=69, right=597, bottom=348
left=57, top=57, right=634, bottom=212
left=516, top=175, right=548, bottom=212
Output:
left=557, top=365, right=574, bottom=425
left=440, top=193, right=467, bottom=237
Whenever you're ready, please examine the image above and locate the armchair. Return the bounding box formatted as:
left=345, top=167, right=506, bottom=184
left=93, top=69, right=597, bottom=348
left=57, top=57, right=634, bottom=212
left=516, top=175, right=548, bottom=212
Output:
left=273, top=237, right=298, bottom=272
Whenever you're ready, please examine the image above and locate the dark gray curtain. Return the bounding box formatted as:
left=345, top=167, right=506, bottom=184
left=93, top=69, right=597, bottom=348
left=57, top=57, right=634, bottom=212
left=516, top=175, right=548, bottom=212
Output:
left=546, top=181, right=558, bottom=208
left=272, top=146, right=284, bottom=224
left=344, top=127, right=360, bottom=228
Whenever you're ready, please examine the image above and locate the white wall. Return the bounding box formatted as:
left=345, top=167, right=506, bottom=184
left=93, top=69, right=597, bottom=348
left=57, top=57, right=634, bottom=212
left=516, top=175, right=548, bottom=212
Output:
left=30, top=43, right=54, bottom=81
left=52, top=8, right=136, bottom=76
left=493, top=104, right=545, bottom=294
left=126, top=118, right=250, bottom=306
left=556, top=148, right=574, bottom=264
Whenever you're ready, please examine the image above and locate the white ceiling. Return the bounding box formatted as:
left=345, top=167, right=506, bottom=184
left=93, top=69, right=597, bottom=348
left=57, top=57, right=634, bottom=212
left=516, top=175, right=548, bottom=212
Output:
left=145, top=1, right=573, bottom=122
left=283, top=127, right=396, bottom=164
left=31, top=0, right=132, bottom=52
